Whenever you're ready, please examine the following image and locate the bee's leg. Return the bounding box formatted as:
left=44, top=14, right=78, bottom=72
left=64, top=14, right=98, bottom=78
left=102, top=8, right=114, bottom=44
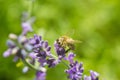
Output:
left=65, top=48, right=71, bottom=53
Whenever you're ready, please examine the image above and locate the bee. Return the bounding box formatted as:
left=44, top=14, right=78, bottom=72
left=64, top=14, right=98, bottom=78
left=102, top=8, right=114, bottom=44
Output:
left=56, top=35, right=81, bottom=52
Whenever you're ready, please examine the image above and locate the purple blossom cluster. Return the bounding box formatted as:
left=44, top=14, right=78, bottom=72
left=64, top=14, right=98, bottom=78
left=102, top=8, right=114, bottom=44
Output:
left=84, top=70, right=99, bottom=80
left=29, top=34, right=59, bottom=68
left=54, top=42, right=99, bottom=80
left=3, top=14, right=100, bottom=80
left=65, top=53, right=84, bottom=80
left=54, top=41, right=66, bottom=60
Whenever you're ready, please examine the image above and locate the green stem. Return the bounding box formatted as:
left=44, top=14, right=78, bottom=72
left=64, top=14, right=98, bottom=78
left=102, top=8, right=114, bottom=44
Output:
left=61, top=60, right=70, bottom=68
left=21, top=57, right=46, bottom=72
left=22, top=58, right=38, bottom=71
left=28, top=0, right=34, bottom=19
left=50, top=54, right=58, bottom=59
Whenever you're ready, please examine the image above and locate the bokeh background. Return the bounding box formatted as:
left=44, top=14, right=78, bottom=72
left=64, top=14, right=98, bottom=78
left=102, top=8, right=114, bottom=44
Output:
left=0, top=0, right=120, bottom=80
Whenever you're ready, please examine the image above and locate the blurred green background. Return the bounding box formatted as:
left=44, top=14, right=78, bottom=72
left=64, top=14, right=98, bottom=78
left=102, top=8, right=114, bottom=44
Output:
left=0, top=0, right=120, bottom=80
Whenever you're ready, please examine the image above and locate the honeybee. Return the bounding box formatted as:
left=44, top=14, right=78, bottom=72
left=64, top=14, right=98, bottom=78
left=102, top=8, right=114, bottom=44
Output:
left=56, top=35, right=81, bottom=52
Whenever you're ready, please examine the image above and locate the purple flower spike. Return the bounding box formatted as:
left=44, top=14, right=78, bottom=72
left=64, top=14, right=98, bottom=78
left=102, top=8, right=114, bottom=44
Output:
left=90, top=70, right=99, bottom=80
left=30, top=35, right=51, bottom=54
left=38, top=58, right=47, bottom=66
left=66, top=62, right=84, bottom=80
left=34, top=34, right=42, bottom=44
left=47, top=58, right=59, bottom=67
left=83, top=71, right=99, bottom=80
left=54, top=41, right=66, bottom=60
left=29, top=52, right=37, bottom=59
left=66, top=52, right=76, bottom=64
left=46, top=46, right=51, bottom=52
left=84, top=75, right=91, bottom=80
left=22, top=21, right=33, bottom=35
left=43, top=41, right=48, bottom=48
left=21, top=13, right=35, bottom=36
left=28, top=34, right=56, bottom=67
left=36, top=71, right=46, bottom=80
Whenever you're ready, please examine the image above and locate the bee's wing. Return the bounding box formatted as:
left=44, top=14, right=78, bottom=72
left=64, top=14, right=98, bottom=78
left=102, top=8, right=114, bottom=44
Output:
left=74, top=40, right=82, bottom=43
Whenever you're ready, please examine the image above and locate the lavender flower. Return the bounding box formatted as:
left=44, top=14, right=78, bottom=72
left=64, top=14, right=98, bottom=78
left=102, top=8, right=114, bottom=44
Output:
left=29, top=52, right=37, bottom=59
left=47, top=58, right=60, bottom=67
left=65, top=52, right=76, bottom=64
left=3, top=14, right=36, bottom=75
left=22, top=21, right=33, bottom=35
left=29, top=34, right=53, bottom=66
left=3, top=39, right=22, bottom=60
left=29, top=34, right=60, bottom=68
left=3, top=12, right=100, bottom=80
left=90, top=70, right=99, bottom=80
left=66, top=61, right=84, bottom=80
left=84, top=75, right=91, bottom=80
left=3, top=11, right=35, bottom=59
left=3, top=49, right=12, bottom=57
left=3, top=39, right=16, bottom=57
left=65, top=52, right=84, bottom=80
left=21, top=12, right=35, bottom=36
left=64, top=52, right=100, bottom=80
left=54, top=41, right=66, bottom=60
left=84, top=70, right=99, bottom=80
left=36, top=71, right=46, bottom=80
